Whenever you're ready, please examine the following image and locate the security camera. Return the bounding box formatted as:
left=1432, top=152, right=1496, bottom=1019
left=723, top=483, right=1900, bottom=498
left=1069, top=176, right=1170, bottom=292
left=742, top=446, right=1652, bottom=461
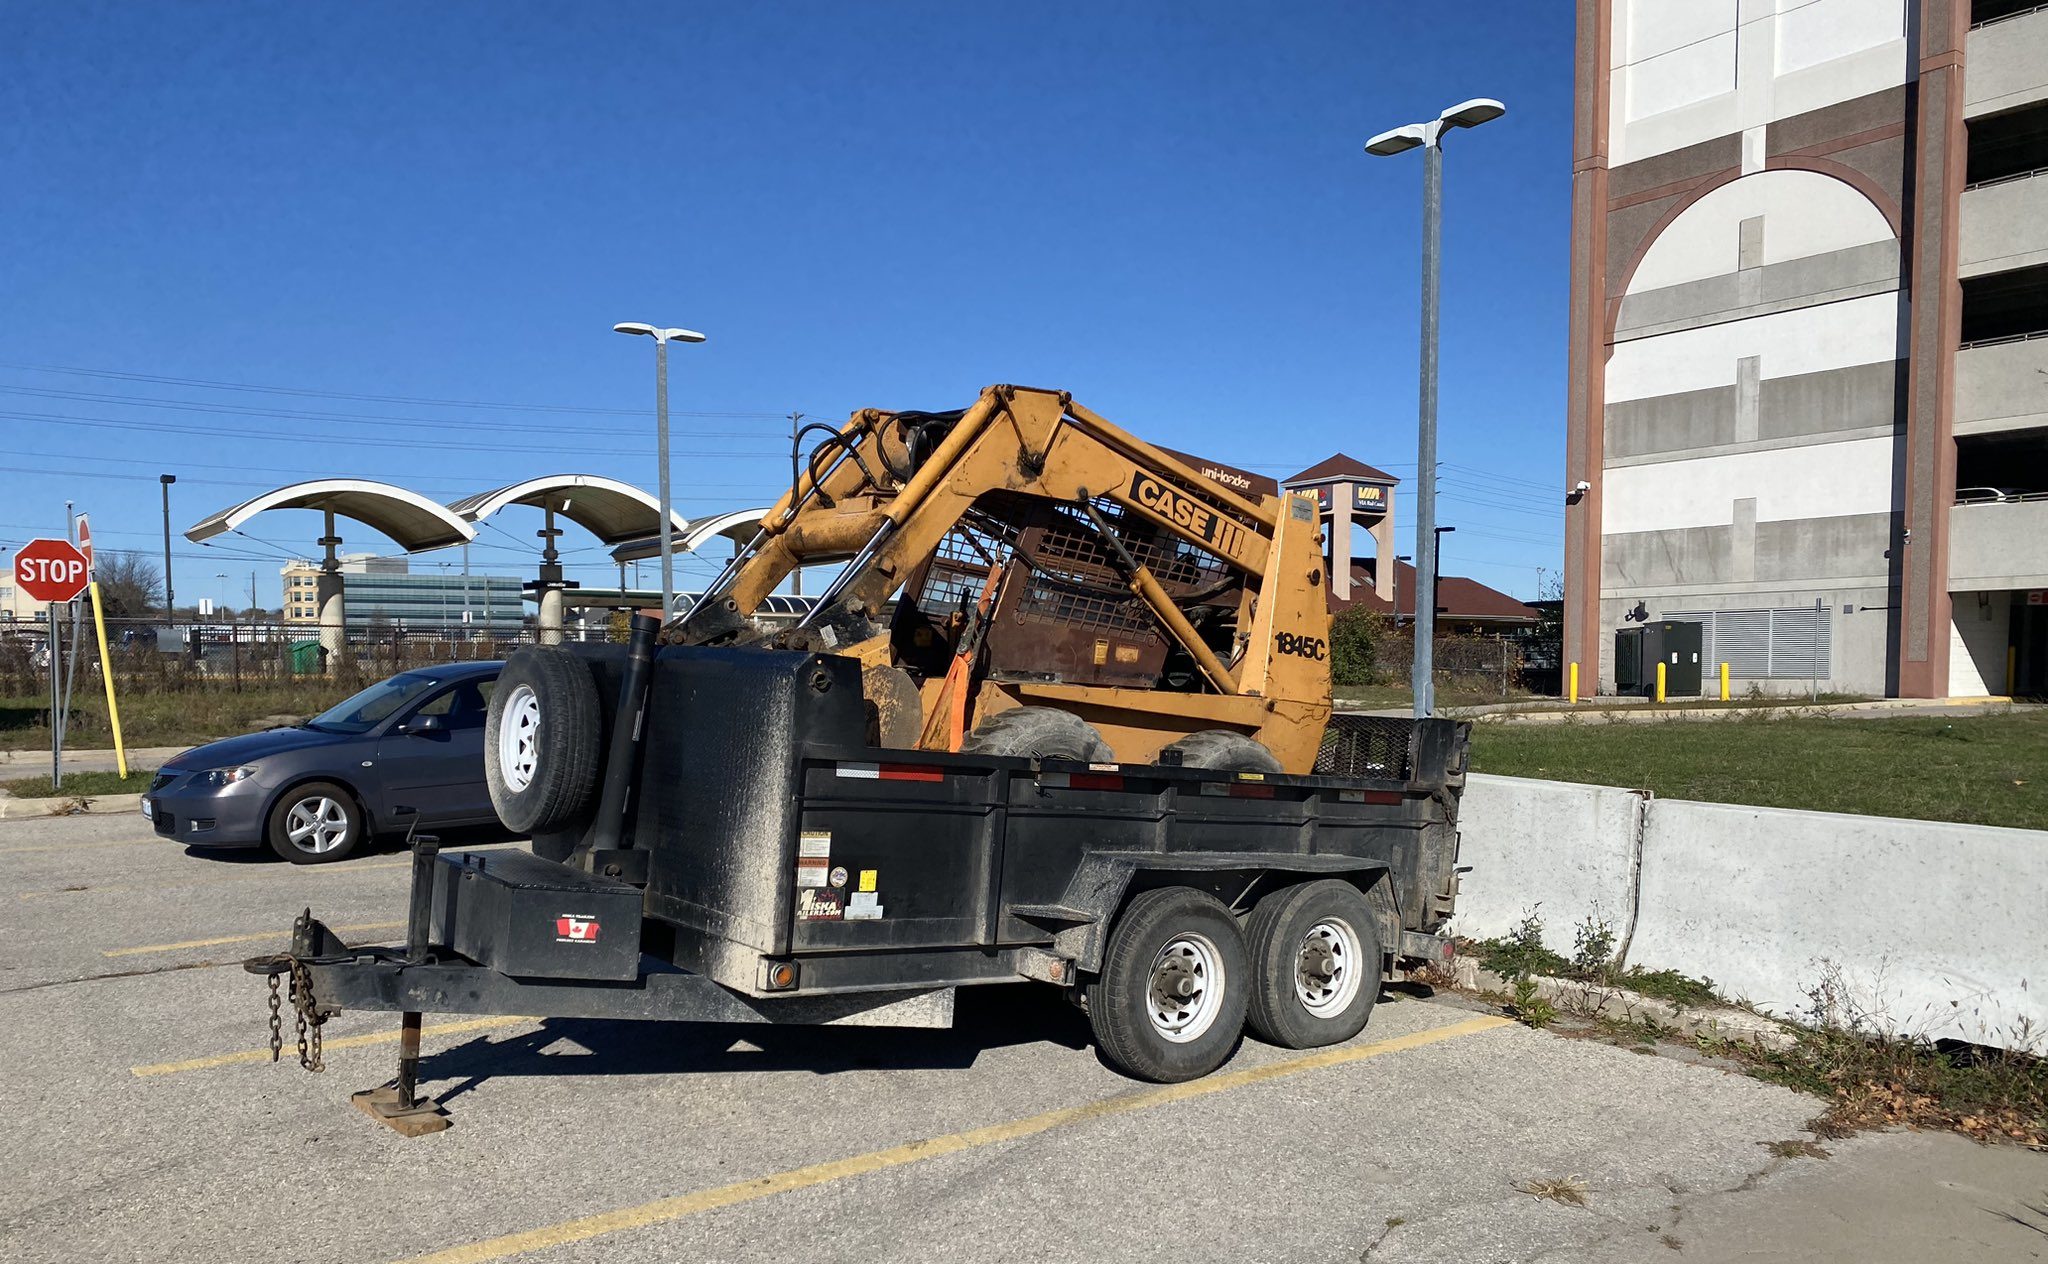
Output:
left=1565, top=480, right=1591, bottom=506
left=1573, top=480, right=1591, bottom=493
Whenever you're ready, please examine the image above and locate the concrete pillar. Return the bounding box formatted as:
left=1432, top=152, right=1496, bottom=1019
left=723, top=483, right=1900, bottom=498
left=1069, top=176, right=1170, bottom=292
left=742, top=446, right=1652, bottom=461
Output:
left=317, top=512, right=345, bottom=677
left=1369, top=511, right=1395, bottom=603
left=537, top=585, right=565, bottom=646
left=1329, top=483, right=1353, bottom=603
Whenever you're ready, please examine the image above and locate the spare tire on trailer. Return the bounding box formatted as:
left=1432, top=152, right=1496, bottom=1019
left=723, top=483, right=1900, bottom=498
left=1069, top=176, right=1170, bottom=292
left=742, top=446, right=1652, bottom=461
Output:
left=1156, top=729, right=1283, bottom=774
left=959, top=705, right=1114, bottom=762
left=485, top=647, right=603, bottom=835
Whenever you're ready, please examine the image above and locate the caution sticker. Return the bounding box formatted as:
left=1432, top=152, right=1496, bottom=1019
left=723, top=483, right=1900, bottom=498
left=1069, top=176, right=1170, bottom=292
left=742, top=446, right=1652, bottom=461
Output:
left=796, top=861, right=830, bottom=888
left=798, top=831, right=832, bottom=859
left=858, top=869, right=878, bottom=893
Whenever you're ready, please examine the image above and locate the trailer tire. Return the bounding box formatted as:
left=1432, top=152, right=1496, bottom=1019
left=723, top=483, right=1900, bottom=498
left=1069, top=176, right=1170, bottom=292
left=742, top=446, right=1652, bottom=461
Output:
left=486, top=648, right=602, bottom=835
left=1156, top=729, right=1283, bottom=774
left=1244, top=879, right=1381, bottom=1049
left=958, top=706, right=1113, bottom=763
left=1087, top=887, right=1249, bottom=1082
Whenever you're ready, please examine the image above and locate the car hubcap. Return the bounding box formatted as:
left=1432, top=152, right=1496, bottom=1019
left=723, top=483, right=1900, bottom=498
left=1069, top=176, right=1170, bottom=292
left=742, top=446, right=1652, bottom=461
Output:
left=286, top=796, right=350, bottom=854
left=1147, top=933, right=1225, bottom=1043
left=1295, top=917, right=1364, bottom=1017
left=499, top=683, right=540, bottom=792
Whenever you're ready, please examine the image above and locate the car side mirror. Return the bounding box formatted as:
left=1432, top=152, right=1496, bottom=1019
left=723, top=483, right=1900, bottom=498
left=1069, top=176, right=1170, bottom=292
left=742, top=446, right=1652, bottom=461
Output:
left=406, top=714, right=445, bottom=734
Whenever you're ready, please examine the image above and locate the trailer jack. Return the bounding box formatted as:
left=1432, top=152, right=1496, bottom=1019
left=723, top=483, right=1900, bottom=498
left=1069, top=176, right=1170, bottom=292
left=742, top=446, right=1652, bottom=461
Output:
left=349, top=1008, right=450, bottom=1137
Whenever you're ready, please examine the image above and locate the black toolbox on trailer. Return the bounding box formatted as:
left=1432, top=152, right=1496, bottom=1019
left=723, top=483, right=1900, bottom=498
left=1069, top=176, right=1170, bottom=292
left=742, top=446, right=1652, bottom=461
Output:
left=250, top=618, right=1471, bottom=1128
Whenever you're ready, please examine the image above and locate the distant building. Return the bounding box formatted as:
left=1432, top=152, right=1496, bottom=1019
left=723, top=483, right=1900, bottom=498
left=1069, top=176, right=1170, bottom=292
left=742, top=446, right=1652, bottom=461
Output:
left=280, top=557, right=525, bottom=634
left=0, top=566, right=46, bottom=622
left=1563, top=0, right=2048, bottom=698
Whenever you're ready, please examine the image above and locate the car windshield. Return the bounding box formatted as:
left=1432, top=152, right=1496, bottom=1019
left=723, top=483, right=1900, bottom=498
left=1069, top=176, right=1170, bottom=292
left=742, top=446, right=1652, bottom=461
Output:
left=306, top=673, right=445, bottom=735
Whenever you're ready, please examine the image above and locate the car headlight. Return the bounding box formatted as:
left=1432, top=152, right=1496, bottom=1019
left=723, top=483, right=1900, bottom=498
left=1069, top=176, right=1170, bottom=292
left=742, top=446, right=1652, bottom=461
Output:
left=195, top=765, right=259, bottom=789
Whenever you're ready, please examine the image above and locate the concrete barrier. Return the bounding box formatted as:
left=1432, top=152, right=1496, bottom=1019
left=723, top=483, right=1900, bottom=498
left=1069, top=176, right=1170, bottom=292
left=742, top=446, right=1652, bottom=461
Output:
left=1451, top=773, right=1644, bottom=955
left=1451, top=773, right=2048, bottom=1052
left=1629, top=799, right=2048, bottom=1052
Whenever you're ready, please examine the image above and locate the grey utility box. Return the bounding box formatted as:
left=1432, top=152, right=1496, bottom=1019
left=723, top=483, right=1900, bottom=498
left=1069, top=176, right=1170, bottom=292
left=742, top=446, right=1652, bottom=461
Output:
left=1614, top=621, right=1703, bottom=698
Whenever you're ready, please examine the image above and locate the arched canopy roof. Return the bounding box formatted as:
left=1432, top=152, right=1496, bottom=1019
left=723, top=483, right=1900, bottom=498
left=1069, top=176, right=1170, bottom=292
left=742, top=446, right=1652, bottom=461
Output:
left=610, top=506, right=769, bottom=563
left=186, top=479, right=475, bottom=551
left=446, top=475, right=690, bottom=547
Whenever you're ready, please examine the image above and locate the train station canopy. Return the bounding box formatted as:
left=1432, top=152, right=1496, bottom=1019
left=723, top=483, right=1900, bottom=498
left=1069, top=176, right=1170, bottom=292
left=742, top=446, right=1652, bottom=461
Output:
left=186, top=479, right=476, bottom=551
left=446, top=475, right=691, bottom=547
left=609, top=505, right=770, bottom=563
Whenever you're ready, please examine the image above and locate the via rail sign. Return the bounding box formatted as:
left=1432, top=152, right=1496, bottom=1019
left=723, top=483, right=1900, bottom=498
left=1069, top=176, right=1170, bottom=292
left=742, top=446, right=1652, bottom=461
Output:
left=14, top=537, right=91, bottom=603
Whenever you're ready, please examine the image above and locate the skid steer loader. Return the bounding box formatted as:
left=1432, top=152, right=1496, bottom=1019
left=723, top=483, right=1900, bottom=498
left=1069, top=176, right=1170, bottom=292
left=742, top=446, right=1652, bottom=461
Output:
left=671, top=384, right=1336, bottom=774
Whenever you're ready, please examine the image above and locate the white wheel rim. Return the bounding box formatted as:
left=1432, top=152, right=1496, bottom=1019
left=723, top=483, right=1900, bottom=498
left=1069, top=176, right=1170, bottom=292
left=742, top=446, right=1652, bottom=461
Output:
left=499, top=683, right=540, bottom=793
left=285, top=796, right=350, bottom=854
left=1147, top=933, right=1227, bottom=1043
left=1295, top=917, right=1365, bottom=1017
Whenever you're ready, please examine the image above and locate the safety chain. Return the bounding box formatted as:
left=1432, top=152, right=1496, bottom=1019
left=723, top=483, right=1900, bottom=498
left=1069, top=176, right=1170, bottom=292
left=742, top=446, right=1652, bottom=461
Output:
left=259, top=955, right=326, bottom=1072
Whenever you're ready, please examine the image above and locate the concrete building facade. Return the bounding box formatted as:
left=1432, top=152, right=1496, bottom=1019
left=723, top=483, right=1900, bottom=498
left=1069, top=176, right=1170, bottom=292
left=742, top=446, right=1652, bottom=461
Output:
left=1565, top=0, right=2048, bottom=697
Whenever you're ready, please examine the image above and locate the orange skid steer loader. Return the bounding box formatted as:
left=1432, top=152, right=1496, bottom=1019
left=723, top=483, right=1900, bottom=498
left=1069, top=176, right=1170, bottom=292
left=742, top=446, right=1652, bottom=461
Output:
left=670, top=384, right=1336, bottom=774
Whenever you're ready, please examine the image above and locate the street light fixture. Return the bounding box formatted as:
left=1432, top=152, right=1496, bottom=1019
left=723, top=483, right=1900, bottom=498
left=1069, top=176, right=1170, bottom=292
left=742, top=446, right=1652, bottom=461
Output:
left=1365, top=96, right=1504, bottom=718
left=613, top=322, right=708, bottom=622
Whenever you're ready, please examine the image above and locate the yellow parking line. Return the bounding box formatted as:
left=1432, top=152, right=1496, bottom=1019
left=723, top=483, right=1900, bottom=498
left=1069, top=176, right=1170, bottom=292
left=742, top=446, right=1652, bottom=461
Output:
left=103, top=921, right=407, bottom=958
left=130, top=1015, right=532, bottom=1077
left=399, top=1013, right=1513, bottom=1264
left=18, top=858, right=413, bottom=899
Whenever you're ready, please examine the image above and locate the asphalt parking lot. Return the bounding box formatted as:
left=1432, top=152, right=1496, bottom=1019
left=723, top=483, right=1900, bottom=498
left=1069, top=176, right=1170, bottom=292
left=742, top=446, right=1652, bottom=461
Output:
left=4, top=813, right=2044, bottom=1264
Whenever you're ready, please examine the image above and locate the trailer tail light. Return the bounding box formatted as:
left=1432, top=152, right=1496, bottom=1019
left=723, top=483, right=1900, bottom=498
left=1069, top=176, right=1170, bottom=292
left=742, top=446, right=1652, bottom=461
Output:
left=762, top=961, right=800, bottom=991
left=836, top=762, right=945, bottom=783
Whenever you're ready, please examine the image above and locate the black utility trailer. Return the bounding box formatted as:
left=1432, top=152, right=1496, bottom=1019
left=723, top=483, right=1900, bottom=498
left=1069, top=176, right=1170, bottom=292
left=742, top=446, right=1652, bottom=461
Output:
left=251, top=618, right=1469, bottom=1133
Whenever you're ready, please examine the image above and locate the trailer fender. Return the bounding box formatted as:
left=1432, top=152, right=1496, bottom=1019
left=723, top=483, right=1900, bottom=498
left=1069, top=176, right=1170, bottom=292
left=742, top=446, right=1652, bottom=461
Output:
left=1015, top=852, right=1397, bottom=976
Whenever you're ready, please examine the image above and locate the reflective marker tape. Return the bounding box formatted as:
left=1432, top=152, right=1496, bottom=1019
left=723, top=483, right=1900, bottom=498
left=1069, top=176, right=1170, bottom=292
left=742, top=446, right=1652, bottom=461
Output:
left=836, top=763, right=945, bottom=783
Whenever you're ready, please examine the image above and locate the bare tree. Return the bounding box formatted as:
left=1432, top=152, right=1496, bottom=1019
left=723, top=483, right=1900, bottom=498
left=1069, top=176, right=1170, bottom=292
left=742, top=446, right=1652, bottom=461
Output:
left=95, top=551, right=165, bottom=620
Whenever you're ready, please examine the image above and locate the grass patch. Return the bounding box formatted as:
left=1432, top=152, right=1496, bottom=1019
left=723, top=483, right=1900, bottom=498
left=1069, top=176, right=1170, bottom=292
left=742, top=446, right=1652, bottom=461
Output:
left=2, top=769, right=157, bottom=798
left=1467, top=909, right=1722, bottom=1021
left=1469, top=710, right=2048, bottom=830
left=0, top=684, right=354, bottom=752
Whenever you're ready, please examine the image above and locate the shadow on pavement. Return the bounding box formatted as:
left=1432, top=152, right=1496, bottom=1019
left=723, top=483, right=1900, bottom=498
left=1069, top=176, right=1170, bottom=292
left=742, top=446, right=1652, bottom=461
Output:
left=423, top=982, right=1093, bottom=1103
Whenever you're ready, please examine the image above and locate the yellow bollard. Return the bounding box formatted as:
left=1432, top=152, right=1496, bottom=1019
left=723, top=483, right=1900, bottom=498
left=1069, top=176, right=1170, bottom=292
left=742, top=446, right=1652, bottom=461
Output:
left=87, top=581, right=128, bottom=778
left=1720, top=661, right=1730, bottom=701
left=1568, top=661, right=1579, bottom=705
left=1655, top=660, right=1667, bottom=704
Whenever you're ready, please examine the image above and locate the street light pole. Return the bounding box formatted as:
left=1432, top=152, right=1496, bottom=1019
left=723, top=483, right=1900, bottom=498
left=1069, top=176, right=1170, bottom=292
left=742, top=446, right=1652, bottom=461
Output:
left=160, top=474, right=177, bottom=617
left=614, top=321, right=708, bottom=623
left=1366, top=97, right=1504, bottom=718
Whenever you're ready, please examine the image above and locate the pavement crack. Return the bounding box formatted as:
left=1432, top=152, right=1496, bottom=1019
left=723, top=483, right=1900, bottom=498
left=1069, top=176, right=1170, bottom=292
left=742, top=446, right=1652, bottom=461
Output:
left=0, top=958, right=234, bottom=995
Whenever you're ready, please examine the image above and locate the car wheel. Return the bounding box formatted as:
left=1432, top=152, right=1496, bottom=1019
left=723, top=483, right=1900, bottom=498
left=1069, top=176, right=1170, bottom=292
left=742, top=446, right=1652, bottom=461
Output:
left=485, top=647, right=602, bottom=835
left=266, top=781, right=364, bottom=864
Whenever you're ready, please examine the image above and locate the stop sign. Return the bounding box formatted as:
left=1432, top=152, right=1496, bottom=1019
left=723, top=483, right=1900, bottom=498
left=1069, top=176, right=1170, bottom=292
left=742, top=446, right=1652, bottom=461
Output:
left=14, top=537, right=91, bottom=603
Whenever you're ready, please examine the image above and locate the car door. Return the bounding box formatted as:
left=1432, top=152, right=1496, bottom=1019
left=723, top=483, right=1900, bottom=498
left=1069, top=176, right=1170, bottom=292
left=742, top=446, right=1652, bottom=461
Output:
left=375, top=680, right=494, bottom=825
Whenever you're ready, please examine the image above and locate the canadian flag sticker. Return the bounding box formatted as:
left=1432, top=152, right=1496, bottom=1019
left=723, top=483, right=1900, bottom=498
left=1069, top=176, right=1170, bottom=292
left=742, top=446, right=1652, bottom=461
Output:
left=555, top=914, right=600, bottom=944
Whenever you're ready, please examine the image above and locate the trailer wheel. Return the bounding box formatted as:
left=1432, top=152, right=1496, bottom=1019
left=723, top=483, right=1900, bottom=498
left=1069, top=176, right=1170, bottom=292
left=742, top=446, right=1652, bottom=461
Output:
left=1244, top=879, right=1381, bottom=1049
left=1087, top=887, right=1249, bottom=1082
left=1156, top=729, right=1282, bottom=774
left=485, top=648, right=602, bottom=835
left=958, top=706, right=1114, bottom=762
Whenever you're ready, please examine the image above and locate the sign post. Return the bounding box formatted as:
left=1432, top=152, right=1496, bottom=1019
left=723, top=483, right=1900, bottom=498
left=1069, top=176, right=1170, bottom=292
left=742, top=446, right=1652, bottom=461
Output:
left=15, top=538, right=93, bottom=791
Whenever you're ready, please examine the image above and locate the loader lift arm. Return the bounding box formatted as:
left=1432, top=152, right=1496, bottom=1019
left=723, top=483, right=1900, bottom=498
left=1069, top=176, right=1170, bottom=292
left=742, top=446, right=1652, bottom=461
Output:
left=671, top=385, right=1333, bottom=771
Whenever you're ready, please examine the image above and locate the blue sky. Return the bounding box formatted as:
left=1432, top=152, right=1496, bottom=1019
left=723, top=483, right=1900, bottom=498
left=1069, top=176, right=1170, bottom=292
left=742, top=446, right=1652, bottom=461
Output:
left=1, top=2, right=1572, bottom=609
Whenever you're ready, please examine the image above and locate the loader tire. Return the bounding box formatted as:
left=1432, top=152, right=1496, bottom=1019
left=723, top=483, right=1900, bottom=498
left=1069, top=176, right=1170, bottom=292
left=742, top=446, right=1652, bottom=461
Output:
left=958, top=705, right=1114, bottom=763
left=485, top=647, right=602, bottom=836
left=1156, top=729, right=1283, bottom=774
